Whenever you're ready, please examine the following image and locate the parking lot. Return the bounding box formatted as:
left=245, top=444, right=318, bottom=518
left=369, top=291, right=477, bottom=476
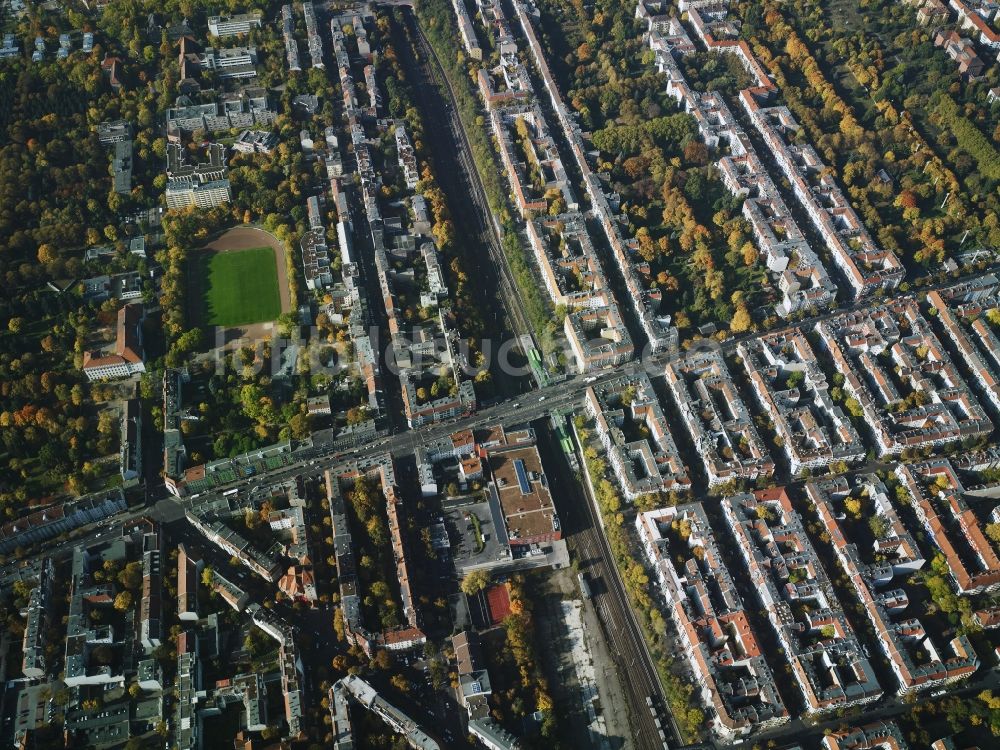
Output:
left=442, top=497, right=507, bottom=572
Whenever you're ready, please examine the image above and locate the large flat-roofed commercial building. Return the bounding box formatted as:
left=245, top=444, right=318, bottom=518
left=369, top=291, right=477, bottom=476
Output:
left=487, top=439, right=561, bottom=548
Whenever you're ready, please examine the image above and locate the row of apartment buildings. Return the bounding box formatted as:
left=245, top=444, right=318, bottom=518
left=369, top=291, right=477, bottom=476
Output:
left=808, top=474, right=981, bottom=694
left=166, top=86, right=276, bottom=142
left=329, top=674, right=441, bottom=750
left=511, top=0, right=682, bottom=355
left=636, top=501, right=789, bottom=739
left=459, top=0, right=638, bottom=372
left=677, top=0, right=906, bottom=300
left=331, top=16, right=476, bottom=425
left=325, top=458, right=428, bottom=656
left=816, top=298, right=993, bottom=455
left=165, top=141, right=231, bottom=210
left=637, top=463, right=999, bottom=738
left=281, top=4, right=301, bottom=71
left=581, top=281, right=999, bottom=495
left=452, top=630, right=521, bottom=750
left=173, top=589, right=304, bottom=747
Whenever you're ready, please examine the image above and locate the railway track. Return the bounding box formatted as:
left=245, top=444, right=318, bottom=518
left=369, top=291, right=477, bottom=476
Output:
left=564, top=437, right=679, bottom=750
left=405, top=10, right=540, bottom=355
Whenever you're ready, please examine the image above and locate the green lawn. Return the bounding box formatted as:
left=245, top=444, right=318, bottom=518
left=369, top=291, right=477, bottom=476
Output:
left=198, top=246, right=281, bottom=326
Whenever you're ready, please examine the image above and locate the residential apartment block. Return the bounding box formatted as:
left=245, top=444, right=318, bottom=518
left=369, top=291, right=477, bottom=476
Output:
left=665, top=349, right=774, bottom=487
left=741, top=93, right=904, bottom=297
left=451, top=0, right=482, bottom=60
left=916, top=0, right=951, bottom=25
left=929, top=276, right=1000, bottom=416
left=642, top=15, right=837, bottom=318
left=138, top=523, right=163, bottom=653
left=816, top=300, right=992, bottom=455
left=0, top=33, right=19, bottom=59
left=477, top=50, right=531, bottom=105
left=586, top=372, right=690, bottom=500
left=513, top=0, right=679, bottom=354
left=526, top=213, right=612, bottom=311
left=206, top=568, right=250, bottom=611
left=329, top=675, right=441, bottom=750
left=303, top=0, right=324, bottom=68
left=395, top=123, right=420, bottom=189
left=163, top=368, right=188, bottom=495
left=112, top=139, right=132, bottom=195
left=325, top=460, right=426, bottom=657
left=950, top=0, right=1000, bottom=55
left=0, top=489, right=126, bottom=556
left=809, top=475, right=979, bottom=694
left=896, top=459, right=1000, bottom=594
left=636, top=503, right=788, bottom=739
left=120, top=397, right=142, bottom=481
left=185, top=511, right=282, bottom=583
left=21, top=558, right=53, bottom=679
left=301, top=194, right=334, bottom=290
left=564, top=304, right=635, bottom=373
left=176, top=543, right=201, bottom=621
left=490, top=103, right=576, bottom=218
left=281, top=5, right=301, bottom=71
left=738, top=329, right=866, bottom=475
left=452, top=630, right=519, bottom=750
left=165, top=142, right=231, bottom=210
left=246, top=604, right=304, bottom=737
left=935, top=29, right=986, bottom=77
left=232, top=128, right=277, bottom=154
left=723, top=489, right=882, bottom=713
left=823, top=722, right=911, bottom=750
left=166, top=88, right=275, bottom=141
left=174, top=631, right=198, bottom=750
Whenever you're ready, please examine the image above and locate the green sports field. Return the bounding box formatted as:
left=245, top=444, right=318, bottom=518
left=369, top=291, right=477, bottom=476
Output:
left=197, top=246, right=281, bottom=326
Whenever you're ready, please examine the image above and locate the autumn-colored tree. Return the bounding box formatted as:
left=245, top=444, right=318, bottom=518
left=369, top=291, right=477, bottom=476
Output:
left=460, top=569, right=490, bottom=596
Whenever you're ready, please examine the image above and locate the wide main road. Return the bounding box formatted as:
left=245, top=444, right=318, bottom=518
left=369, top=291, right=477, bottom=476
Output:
left=179, top=255, right=1000, bottom=502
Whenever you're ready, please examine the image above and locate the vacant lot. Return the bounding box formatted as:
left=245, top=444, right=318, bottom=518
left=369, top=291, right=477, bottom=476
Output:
left=195, top=246, right=281, bottom=327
